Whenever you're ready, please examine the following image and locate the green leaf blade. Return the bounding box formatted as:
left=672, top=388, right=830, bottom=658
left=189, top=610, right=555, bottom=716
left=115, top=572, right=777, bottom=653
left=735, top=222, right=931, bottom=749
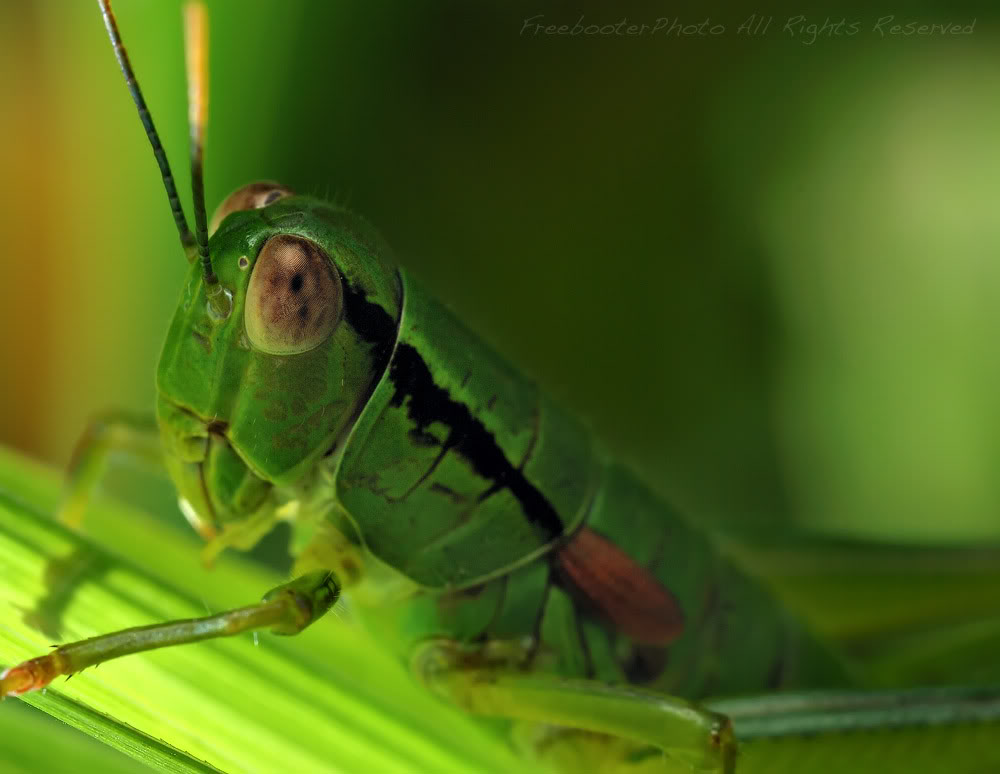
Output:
left=0, top=446, right=528, bottom=774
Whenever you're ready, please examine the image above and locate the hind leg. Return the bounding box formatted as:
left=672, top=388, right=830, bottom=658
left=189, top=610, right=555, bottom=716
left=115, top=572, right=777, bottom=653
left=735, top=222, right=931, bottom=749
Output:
left=413, top=639, right=735, bottom=773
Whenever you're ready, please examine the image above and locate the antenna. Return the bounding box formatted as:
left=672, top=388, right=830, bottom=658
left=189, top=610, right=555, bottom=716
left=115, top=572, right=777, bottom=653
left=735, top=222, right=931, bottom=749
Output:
left=183, top=2, right=215, bottom=288
left=98, top=1, right=230, bottom=317
left=98, top=0, right=195, bottom=257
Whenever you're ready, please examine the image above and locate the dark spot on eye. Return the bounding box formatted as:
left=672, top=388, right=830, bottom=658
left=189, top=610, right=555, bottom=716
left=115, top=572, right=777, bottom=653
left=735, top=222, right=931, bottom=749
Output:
left=246, top=233, right=343, bottom=353
left=263, top=190, right=284, bottom=205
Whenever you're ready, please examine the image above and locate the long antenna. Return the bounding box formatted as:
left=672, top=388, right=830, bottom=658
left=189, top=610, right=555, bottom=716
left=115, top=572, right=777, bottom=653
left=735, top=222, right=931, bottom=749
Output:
left=183, top=2, right=215, bottom=288
left=98, top=0, right=195, bottom=257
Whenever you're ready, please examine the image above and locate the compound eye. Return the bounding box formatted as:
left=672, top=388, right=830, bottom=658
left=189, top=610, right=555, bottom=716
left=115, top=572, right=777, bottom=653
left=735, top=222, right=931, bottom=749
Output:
left=209, top=181, right=295, bottom=235
left=245, top=235, right=342, bottom=355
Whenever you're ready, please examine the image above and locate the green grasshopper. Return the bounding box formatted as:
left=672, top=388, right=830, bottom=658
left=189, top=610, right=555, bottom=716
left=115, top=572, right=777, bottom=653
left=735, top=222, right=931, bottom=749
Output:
left=4, top=2, right=1000, bottom=772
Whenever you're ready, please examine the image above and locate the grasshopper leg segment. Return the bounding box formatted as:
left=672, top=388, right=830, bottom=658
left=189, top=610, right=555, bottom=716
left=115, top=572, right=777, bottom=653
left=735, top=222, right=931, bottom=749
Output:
left=710, top=684, right=1000, bottom=739
left=58, top=411, right=162, bottom=529
left=1, top=571, right=339, bottom=698
left=413, top=641, right=736, bottom=773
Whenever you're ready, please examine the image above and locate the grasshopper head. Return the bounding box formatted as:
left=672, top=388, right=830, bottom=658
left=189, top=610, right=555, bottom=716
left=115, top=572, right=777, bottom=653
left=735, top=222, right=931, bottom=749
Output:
left=156, top=187, right=401, bottom=537
left=95, top=6, right=402, bottom=539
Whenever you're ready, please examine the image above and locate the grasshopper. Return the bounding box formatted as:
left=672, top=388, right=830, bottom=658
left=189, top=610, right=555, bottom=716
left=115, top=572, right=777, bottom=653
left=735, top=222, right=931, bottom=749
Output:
left=3, top=3, right=1000, bottom=773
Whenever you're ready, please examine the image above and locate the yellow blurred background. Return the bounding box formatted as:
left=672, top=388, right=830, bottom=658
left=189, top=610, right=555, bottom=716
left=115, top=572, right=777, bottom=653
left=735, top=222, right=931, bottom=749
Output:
left=2, top=0, right=999, bottom=544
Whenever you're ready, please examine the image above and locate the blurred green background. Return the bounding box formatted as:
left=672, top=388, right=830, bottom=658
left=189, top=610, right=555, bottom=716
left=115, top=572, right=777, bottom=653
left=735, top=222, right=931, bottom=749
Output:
left=1, top=1, right=1000, bottom=771
left=2, top=0, right=999, bottom=545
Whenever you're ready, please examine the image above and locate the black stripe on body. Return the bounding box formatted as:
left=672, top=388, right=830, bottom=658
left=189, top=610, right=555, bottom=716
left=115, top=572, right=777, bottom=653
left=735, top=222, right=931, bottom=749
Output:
left=388, top=342, right=564, bottom=541
left=341, top=279, right=398, bottom=374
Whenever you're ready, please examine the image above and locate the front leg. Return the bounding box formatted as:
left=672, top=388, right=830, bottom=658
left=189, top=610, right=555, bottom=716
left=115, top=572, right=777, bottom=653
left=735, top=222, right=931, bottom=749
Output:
left=21, top=412, right=162, bottom=638
left=413, top=639, right=736, bottom=773
left=2, top=571, right=340, bottom=697
left=58, top=411, right=162, bottom=529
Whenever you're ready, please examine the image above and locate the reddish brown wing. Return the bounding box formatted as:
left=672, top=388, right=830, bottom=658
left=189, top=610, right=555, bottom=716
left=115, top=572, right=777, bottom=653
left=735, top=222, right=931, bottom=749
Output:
left=556, top=527, right=684, bottom=645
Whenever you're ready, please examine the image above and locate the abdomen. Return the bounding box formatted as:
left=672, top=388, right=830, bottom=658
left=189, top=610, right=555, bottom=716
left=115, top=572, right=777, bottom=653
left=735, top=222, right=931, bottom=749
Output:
left=558, top=462, right=850, bottom=698
left=357, top=456, right=849, bottom=699
left=336, top=270, right=847, bottom=696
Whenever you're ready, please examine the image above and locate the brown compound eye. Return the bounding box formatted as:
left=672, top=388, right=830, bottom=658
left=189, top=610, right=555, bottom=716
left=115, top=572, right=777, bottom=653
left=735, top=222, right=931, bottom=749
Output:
left=245, top=235, right=342, bottom=355
left=209, top=181, right=296, bottom=236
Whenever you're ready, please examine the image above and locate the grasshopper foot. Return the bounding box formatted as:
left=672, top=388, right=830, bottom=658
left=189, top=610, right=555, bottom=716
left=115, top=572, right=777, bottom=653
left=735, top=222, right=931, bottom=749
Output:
left=1, top=655, right=64, bottom=698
